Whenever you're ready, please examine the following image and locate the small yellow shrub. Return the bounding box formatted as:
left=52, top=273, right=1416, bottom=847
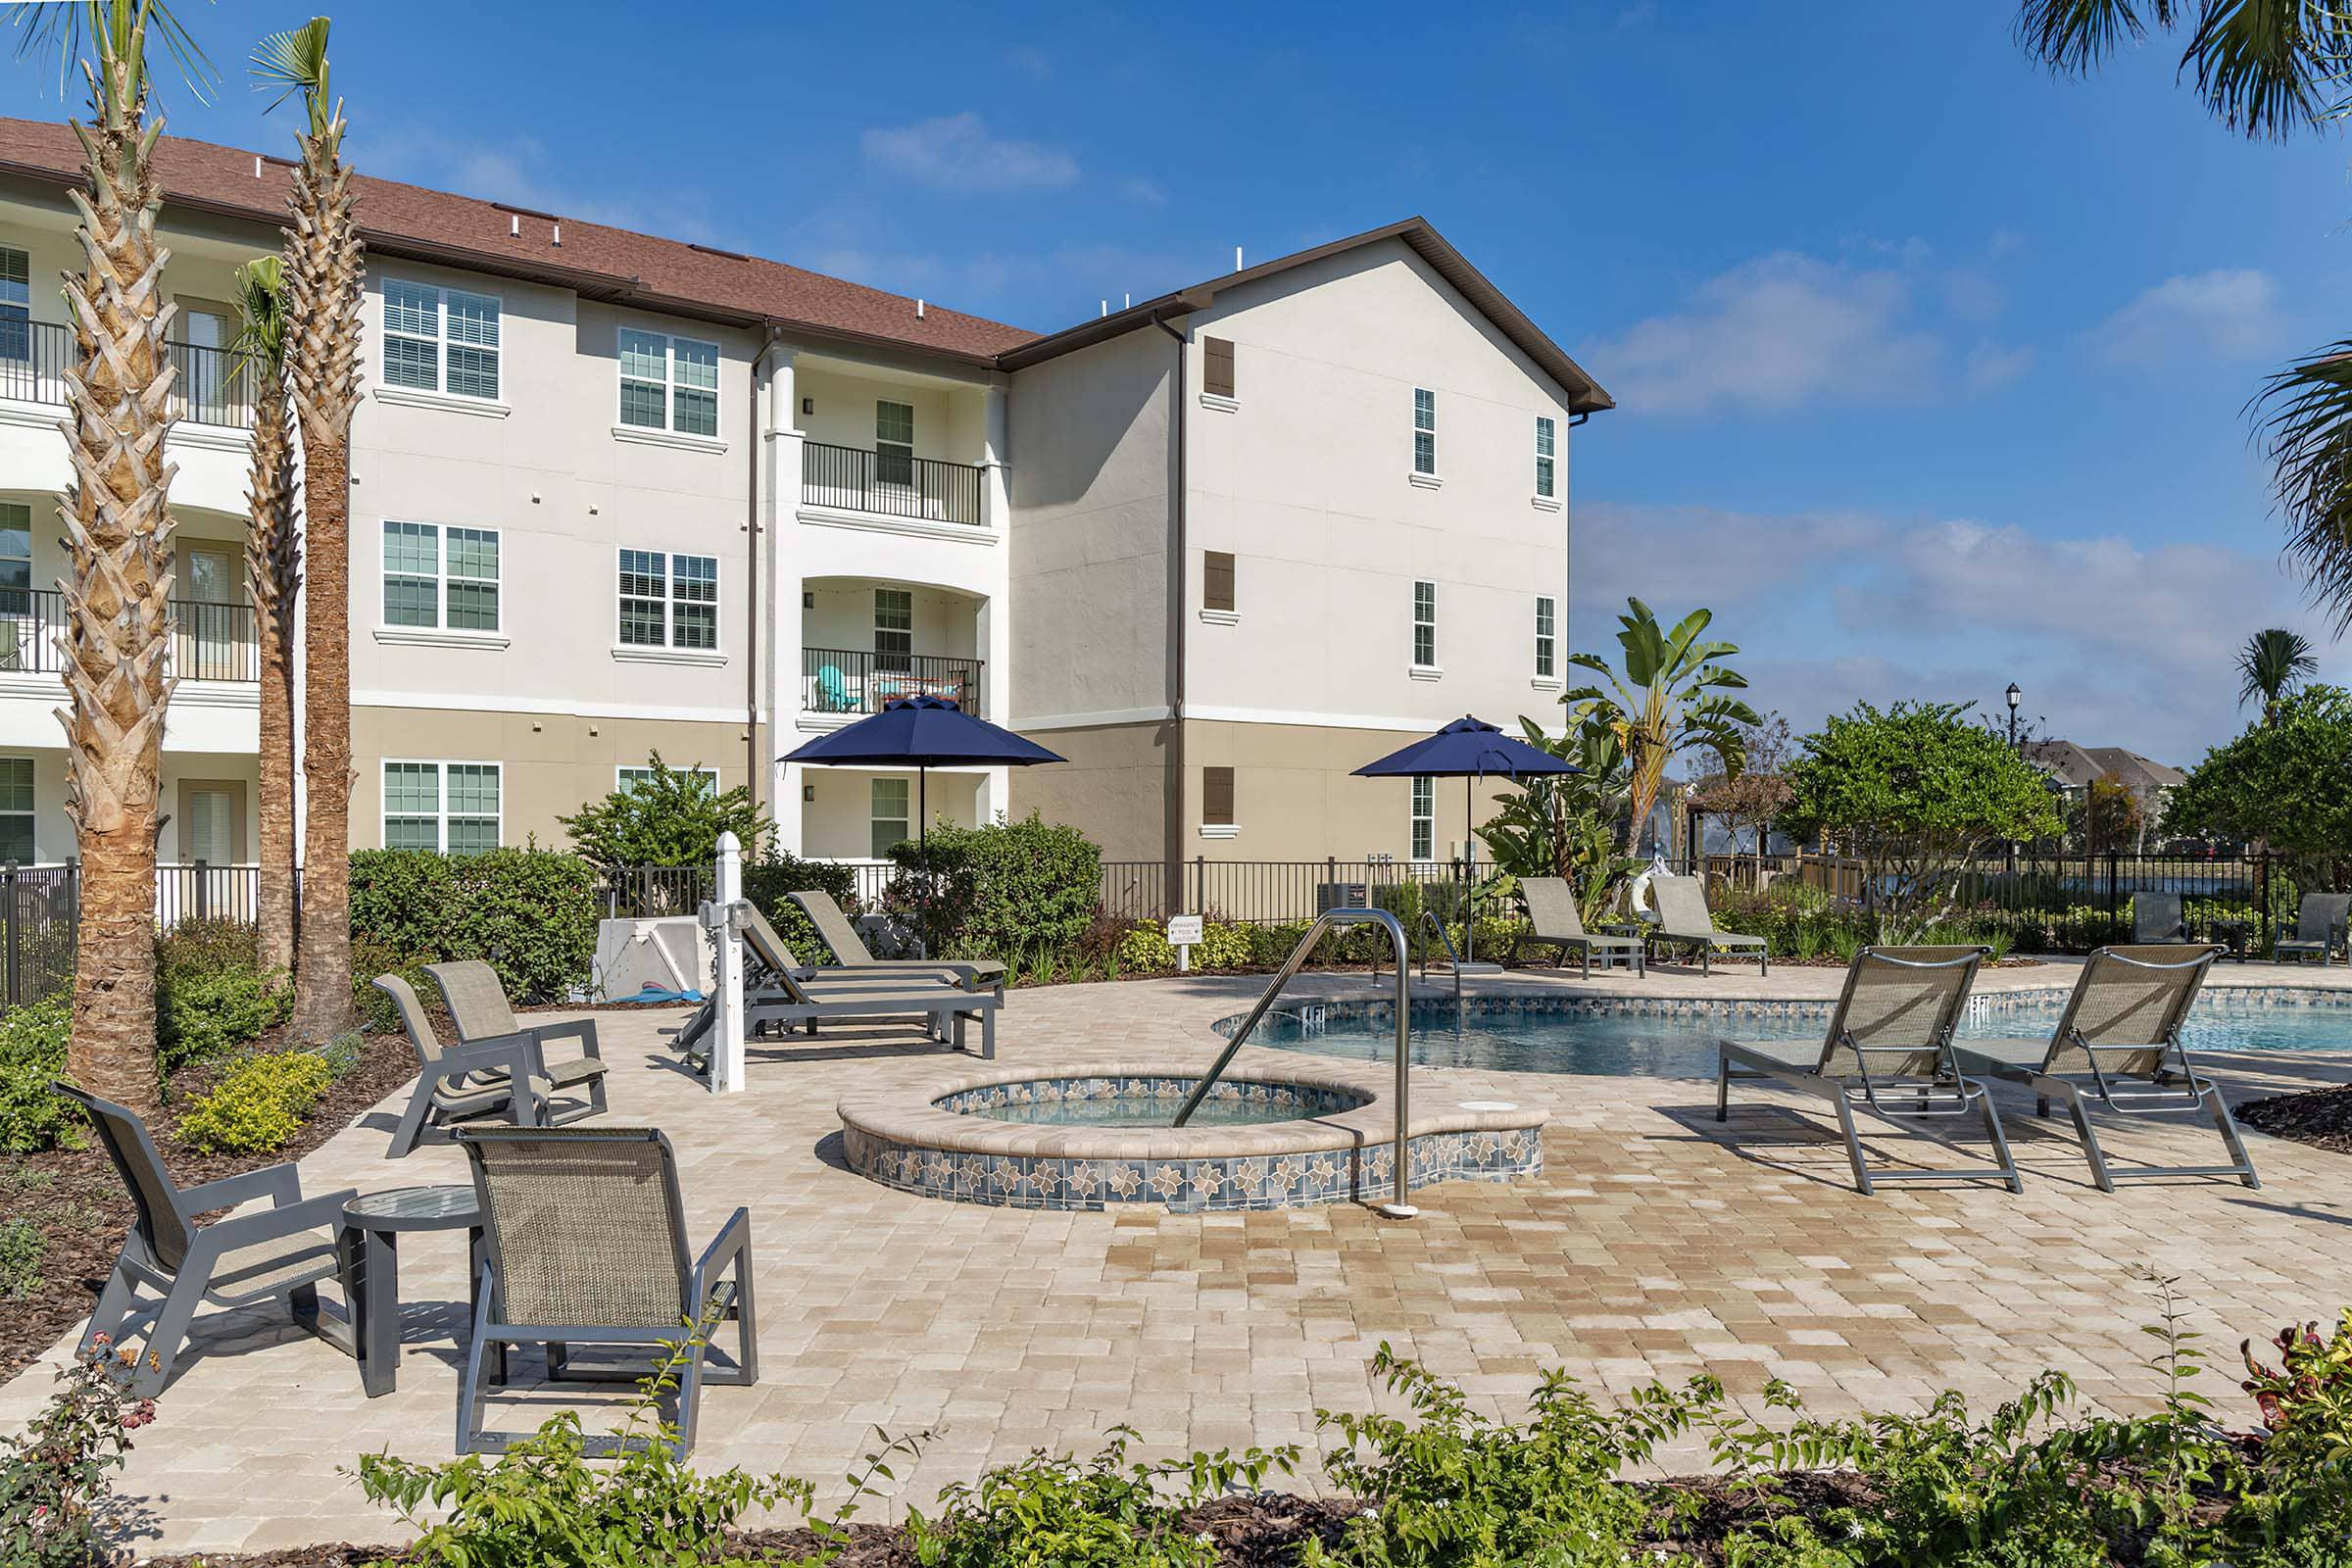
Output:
left=177, top=1052, right=333, bottom=1155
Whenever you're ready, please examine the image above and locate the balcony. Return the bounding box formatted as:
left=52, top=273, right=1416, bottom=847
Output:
left=801, top=441, right=983, bottom=527
left=1, top=320, right=254, bottom=427
left=802, top=646, right=983, bottom=718
left=0, top=589, right=258, bottom=683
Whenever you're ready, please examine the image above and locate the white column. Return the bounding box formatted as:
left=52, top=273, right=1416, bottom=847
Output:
left=979, top=381, right=1012, bottom=728
left=763, top=345, right=806, bottom=851
left=710, top=831, right=746, bottom=1094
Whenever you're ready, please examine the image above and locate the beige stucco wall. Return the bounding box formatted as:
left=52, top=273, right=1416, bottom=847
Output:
left=1005, top=720, right=1171, bottom=865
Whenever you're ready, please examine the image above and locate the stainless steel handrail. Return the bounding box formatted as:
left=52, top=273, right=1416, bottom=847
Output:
left=1170, top=905, right=1417, bottom=1217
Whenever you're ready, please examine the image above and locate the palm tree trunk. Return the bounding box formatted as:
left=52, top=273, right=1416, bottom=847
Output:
left=246, top=370, right=299, bottom=977
left=58, top=45, right=177, bottom=1115
left=282, top=110, right=364, bottom=1042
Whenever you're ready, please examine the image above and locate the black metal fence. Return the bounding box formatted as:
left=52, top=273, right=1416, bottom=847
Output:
left=801, top=647, right=984, bottom=717
left=2, top=322, right=254, bottom=427
left=801, top=441, right=984, bottom=526
left=0, top=318, right=70, bottom=406
left=0, top=590, right=258, bottom=683
left=0, top=863, right=76, bottom=1011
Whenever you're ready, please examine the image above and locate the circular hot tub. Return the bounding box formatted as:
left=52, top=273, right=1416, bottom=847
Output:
left=836, top=1062, right=1546, bottom=1212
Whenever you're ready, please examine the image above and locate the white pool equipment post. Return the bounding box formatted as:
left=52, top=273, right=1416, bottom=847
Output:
left=711, top=831, right=746, bottom=1094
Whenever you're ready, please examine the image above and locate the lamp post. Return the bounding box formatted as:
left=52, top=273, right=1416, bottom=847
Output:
left=2005, top=682, right=2023, bottom=876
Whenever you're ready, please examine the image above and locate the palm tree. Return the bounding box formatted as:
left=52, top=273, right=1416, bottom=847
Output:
left=255, top=17, right=363, bottom=1039
left=11, top=0, right=214, bottom=1116
left=232, top=255, right=299, bottom=978
left=2237, top=626, right=2319, bottom=718
left=2014, top=2, right=2352, bottom=625
left=1564, top=598, right=1760, bottom=856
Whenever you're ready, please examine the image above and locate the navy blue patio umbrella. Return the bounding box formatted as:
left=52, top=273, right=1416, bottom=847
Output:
left=780, top=695, right=1064, bottom=857
left=1352, top=715, right=1583, bottom=964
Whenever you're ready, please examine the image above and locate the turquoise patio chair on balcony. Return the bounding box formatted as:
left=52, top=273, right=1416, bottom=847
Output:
left=813, top=663, right=851, bottom=713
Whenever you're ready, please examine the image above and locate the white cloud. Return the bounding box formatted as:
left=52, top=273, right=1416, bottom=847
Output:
left=1579, top=252, right=1942, bottom=415
left=355, top=127, right=719, bottom=243
left=860, top=113, right=1079, bottom=193
left=2093, top=270, right=2285, bottom=367
left=1962, top=340, right=2035, bottom=393
left=1115, top=175, right=1168, bottom=207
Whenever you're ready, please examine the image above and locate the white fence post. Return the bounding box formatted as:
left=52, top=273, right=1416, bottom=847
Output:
left=711, top=831, right=746, bottom=1094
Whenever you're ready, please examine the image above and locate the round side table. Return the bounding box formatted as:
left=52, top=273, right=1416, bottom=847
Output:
left=341, top=1184, right=485, bottom=1398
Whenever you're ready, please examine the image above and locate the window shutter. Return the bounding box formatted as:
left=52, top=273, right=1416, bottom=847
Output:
left=1203, top=550, right=1236, bottom=612
left=1202, top=766, right=1236, bottom=826
left=1202, top=336, right=1236, bottom=398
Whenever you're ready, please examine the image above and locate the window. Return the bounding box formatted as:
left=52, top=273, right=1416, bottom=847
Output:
left=1412, top=580, right=1437, bottom=667
left=1534, top=596, right=1556, bottom=679
left=1410, top=775, right=1435, bottom=861
left=0, top=502, right=28, bottom=616
left=382, top=761, right=500, bottom=855
left=383, top=279, right=500, bottom=400
left=383, top=522, right=500, bottom=631
left=1535, top=416, right=1556, bottom=499
left=870, top=777, right=909, bottom=859
left=875, top=401, right=914, bottom=486
left=0, top=759, right=31, bottom=863
left=1412, top=388, right=1436, bottom=475
left=1202, top=765, right=1236, bottom=828
left=617, top=550, right=717, bottom=650
left=1202, top=335, right=1235, bottom=398
left=0, top=245, right=27, bottom=362
left=874, top=587, right=912, bottom=672
left=1202, top=550, right=1235, bottom=613
left=617, top=764, right=717, bottom=794
left=618, top=327, right=719, bottom=437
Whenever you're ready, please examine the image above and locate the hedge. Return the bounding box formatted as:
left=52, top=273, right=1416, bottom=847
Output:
left=349, top=848, right=600, bottom=1004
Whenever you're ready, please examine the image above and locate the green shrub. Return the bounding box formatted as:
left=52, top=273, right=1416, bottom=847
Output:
left=885, top=814, right=1102, bottom=962
left=557, top=752, right=772, bottom=868
left=0, top=1344, right=155, bottom=1568
left=741, top=852, right=858, bottom=967
left=352, top=938, right=435, bottom=1035
left=176, top=1052, right=332, bottom=1155
left=0, top=999, right=74, bottom=1155
left=157, top=963, right=289, bottom=1078
left=350, top=849, right=600, bottom=1004
left=2243, top=1308, right=2352, bottom=1464
left=0, top=1216, right=43, bottom=1300
left=1114, top=922, right=1174, bottom=974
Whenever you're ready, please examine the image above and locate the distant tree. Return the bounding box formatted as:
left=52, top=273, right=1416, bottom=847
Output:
left=2164, top=686, right=2352, bottom=889
left=1781, top=701, right=2064, bottom=941
left=2077, top=771, right=2143, bottom=855
left=1565, top=599, right=1758, bottom=855
left=1690, top=710, right=1795, bottom=887
left=558, top=755, right=771, bottom=870
left=2236, top=627, right=2318, bottom=720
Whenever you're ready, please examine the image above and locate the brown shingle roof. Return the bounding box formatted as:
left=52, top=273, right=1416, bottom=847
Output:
left=0, top=118, right=1039, bottom=364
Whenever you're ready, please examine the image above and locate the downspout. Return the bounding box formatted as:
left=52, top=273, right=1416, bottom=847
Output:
left=1152, top=309, right=1187, bottom=909
left=747, top=328, right=772, bottom=810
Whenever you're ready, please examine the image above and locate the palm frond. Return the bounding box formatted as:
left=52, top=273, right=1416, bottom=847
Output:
left=2180, top=0, right=2352, bottom=139
left=8, top=0, right=219, bottom=104
left=249, top=16, right=330, bottom=133
left=2253, top=341, right=2352, bottom=629
left=229, top=253, right=287, bottom=377
left=2014, top=0, right=2177, bottom=75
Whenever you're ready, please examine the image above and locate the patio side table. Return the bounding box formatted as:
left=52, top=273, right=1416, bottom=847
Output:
left=341, top=1184, right=485, bottom=1398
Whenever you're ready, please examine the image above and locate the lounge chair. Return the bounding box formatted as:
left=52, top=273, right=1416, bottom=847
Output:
left=375, top=974, right=575, bottom=1158
left=2132, top=892, right=2187, bottom=945
left=788, top=888, right=1008, bottom=994
left=1952, top=944, right=2257, bottom=1191
left=1647, top=873, right=1769, bottom=977
left=1715, top=945, right=2021, bottom=1195
left=424, top=960, right=612, bottom=1124
left=454, top=1126, right=756, bottom=1457
left=62, top=1085, right=360, bottom=1396
left=2274, top=893, right=2351, bottom=966
left=1514, top=876, right=1644, bottom=978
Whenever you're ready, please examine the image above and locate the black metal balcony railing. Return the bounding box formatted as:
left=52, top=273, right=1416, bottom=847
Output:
left=802, top=441, right=984, bottom=527
left=0, top=589, right=259, bottom=683
left=2, top=320, right=255, bottom=427
left=802, top=646, right=983, bottom=717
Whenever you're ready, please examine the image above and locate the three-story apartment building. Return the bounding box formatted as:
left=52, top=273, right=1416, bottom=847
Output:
left=0, top=118, right=1607, bottom=894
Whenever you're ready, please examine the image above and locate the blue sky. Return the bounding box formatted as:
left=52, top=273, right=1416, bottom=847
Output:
left=15, top=1, right=2349, bottom=763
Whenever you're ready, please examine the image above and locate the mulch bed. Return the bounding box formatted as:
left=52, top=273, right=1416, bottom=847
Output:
left=0, top=1024, right=419, bottom=1389
left=2236, top=1083, right=2352, bottom=1155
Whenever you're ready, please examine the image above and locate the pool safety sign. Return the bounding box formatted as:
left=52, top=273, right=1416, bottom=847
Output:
left=1167, top=914, right=1203, bottom=971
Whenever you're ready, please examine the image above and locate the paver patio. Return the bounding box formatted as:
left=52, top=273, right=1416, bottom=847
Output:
left=10, top=957, right=2352, bottom=1558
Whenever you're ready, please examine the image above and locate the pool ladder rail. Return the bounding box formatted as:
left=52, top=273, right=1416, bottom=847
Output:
left=1170, top=905, right=1420, bottom=1218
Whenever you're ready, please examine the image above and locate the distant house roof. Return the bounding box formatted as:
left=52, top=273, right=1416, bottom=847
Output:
left=2025, top=740, right=2185, bottom=794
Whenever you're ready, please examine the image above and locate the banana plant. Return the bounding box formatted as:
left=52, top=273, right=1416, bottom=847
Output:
left=1477, top=714, right=1642, bottom=925
left=1564, top=598, right=1759, bottom=856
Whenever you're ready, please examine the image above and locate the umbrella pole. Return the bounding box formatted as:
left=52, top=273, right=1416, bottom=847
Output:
left=1463, top=772, right=1474, bottom=965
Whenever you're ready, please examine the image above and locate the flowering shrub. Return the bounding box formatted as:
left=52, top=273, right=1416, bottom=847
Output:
left=176, top=1051, right=333, bottom=1154
left=2243, top=1307, right=2352, bottom=1463
left=0, top=1340, right=154, bottom=1568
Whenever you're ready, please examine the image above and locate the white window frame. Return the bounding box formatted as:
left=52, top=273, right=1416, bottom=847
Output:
left=0, top=500, right=29, bottom=615
left=875, top=400, right=915, bottom=487
left=1410, top=774, right=1435, bottom=862
left=0, top=244, right=28, bottom=351
left=1535, top=416, right=1556, bottom=499
left=0, top=756, right=33, bottom=864
left=616, top=326, right=721, bottom=438
left=1412, top=580, right=1437, bottom=669
left=615, top=548, right=720, bottom=651
left=870, top=776, right=910, bottom=859
left=380, top=760, right=503, bottom=855
left=616, top=763, right=719, bottom=795
left=381, top=278, right=502, bottom=402
left=1412, top=388, right=1437, bottom=475
left=1534, top=596, right=1556, bottom=680
left=874, top=586, right=913, bottom=672
left=382, top=521, right=501, bottom=633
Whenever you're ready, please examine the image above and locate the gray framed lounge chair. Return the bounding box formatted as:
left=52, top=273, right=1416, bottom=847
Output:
left=1648, top=873, right=1768, bottom=977
left=788, top=888, right=1008, bottom=994
left=2273, top=893, right=2351, bottom=966
left=424, top=960, right=611, bottom=1123
left=61, top=1084, right=360, bottom=1396
left=1715, top=945, right=2021, bottom=1195
left=2132, top=892, right=2188, bottom=945
left=1515, top=876, right=1644, bottom=978
left=374, top=974, right=562, bottom=1158
left=454, top=1126, right=756, bottom=1457
left=1952, top=944, right=2257, bottom=1192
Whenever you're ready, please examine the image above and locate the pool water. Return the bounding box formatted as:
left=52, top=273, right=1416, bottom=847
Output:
left=1248, top=998, right=2352, bottom=1079
left=961, top=1094, right=1328, bottom=1128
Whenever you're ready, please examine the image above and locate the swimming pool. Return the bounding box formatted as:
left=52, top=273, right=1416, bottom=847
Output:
left=1237, top=992, right=2352, bottom=1078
